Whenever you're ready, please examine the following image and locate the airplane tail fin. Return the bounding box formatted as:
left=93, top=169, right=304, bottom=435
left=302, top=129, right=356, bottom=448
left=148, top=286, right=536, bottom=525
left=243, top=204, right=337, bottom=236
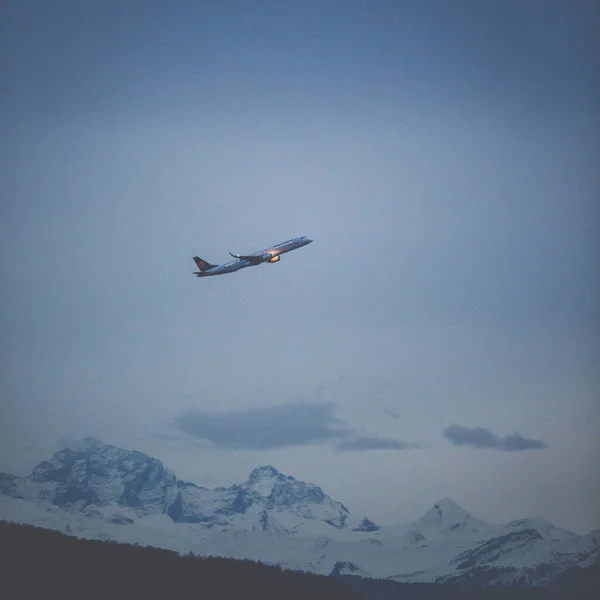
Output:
left=193, top=256, right=216, bottom=272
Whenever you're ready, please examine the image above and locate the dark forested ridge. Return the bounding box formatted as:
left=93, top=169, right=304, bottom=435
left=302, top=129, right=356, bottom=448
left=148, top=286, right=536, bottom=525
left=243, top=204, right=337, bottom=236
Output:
left=2, top=520, right=597, bottom=600
left=0, top=521, right=361, bottom=600
left=337, top=563, right=600, bottom=600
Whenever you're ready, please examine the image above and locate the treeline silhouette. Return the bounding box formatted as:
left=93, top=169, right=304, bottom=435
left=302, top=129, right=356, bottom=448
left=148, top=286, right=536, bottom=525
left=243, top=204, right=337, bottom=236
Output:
left=0, top=521, right=362, bottom=600
left=337, top=561, right=599, bottom=600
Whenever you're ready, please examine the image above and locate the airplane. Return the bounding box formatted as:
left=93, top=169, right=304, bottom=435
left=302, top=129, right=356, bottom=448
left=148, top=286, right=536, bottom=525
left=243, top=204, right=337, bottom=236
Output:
left=193, top=236, right=313, bottom=277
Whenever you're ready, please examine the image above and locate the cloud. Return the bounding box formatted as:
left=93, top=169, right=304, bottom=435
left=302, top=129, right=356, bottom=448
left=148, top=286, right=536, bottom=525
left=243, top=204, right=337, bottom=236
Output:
left=175, top=402, right=416, bottom=451
left=443, top=424, right=547, bottom=451
left=443, top=424, right=500, bottom=449
left=501, top=432, right=548, bottom=451
left=337, top=436, right=417, bottom=451
left=176, top=402, right=343, bottom=450
left=383, top=407, right=401, bottom=420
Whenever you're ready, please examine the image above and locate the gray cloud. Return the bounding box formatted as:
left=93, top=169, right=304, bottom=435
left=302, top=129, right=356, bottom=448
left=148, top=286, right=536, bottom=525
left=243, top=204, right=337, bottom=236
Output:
left=501, top=433, right=548, bottom=451
left=443, top=425, right=500, bottom=449
left=176, top=402, right=415, bottom=451
left=383, top=407, right=401, bottom=420
left=337, top=436, right=417, bottom=452
left=443, top=424, right=547, bottom=451
left=176, top=402, right=341, bottom=450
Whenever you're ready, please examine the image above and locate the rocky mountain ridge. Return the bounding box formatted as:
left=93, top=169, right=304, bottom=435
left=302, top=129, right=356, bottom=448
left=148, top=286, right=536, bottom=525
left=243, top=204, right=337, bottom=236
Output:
left=1, top=438, right=598, bottom=587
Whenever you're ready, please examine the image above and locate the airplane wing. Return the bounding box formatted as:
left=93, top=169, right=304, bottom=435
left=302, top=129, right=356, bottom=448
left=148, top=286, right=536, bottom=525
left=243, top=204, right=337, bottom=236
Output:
left=229, top=252, right=265, bottom=265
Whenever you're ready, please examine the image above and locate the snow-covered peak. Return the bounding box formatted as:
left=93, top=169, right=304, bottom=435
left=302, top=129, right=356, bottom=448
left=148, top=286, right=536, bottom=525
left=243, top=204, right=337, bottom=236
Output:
left=34, top=438, right=174, bottom=482
left=24, top=438, right=178, bottom=515
left=422, top=498, right=474, bottom=525
left=240, top=466, right=352, bottom=530
left=245, top=466, right=286, bottom=497
left=244, top=466, right=325, bottom=507
left=414, top=498, right=497, bottom=539
left=248, top=465, right=280, bottom=481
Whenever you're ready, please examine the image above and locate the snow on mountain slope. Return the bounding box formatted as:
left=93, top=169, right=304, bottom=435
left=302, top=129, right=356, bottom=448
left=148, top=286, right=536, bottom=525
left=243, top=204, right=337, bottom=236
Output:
left=0, top=438, right=179, bottom=516
left=0, top=438, right=598, bottom=587
left=439, top=526, right=600, bottom=586
left=240, top=465, right=363, bottom=537
left=415, top=498, right=503, bottom=539
left=505, top=518, right=578, bottom=541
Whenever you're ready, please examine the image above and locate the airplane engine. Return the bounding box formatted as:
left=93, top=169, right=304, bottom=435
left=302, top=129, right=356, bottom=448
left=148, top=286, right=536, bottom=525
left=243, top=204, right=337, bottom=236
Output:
left=259, top=253, right=274, bottom=262
left=268, top=255, right=281, bottom=263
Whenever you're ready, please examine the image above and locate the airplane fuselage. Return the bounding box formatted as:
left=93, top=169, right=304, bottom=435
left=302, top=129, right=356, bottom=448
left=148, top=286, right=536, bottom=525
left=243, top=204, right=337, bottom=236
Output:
left=193, top=236, right=312, bottom=277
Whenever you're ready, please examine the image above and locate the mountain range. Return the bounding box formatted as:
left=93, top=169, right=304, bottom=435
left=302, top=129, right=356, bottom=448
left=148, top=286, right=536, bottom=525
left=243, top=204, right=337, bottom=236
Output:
left=0, top=437, right=598, bottom=586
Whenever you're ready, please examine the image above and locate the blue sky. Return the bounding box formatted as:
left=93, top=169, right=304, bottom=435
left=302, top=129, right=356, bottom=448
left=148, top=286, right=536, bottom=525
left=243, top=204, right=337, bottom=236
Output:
left=1, top=0, right=598, bottom=532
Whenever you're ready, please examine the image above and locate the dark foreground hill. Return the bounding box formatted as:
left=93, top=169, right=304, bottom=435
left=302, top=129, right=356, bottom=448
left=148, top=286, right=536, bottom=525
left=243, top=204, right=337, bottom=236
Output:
left=336, top=563, right=600, bottom=600
left=0, top=520, right=361, bottom=600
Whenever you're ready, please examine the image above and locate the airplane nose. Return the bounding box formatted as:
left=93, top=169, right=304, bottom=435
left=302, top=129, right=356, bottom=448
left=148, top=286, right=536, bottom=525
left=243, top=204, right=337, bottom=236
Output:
left=305, top=238, right=313, bottom=244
